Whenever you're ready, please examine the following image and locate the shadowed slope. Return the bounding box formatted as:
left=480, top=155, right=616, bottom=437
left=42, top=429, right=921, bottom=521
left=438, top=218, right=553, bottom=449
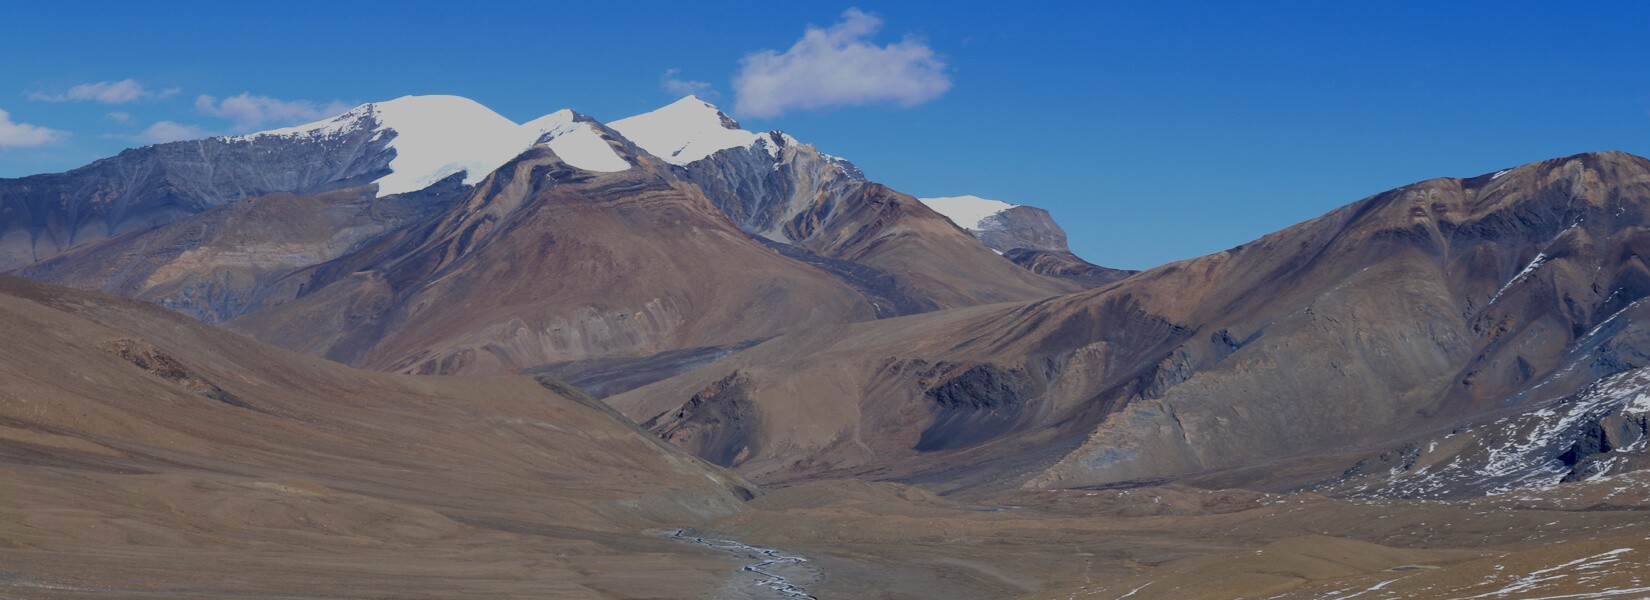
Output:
left=13, top=180, right=465, bottom=323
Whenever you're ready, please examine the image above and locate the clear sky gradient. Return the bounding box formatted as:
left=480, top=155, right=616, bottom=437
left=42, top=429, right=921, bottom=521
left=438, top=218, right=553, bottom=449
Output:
left=3, top=1, right=1648, bottom=269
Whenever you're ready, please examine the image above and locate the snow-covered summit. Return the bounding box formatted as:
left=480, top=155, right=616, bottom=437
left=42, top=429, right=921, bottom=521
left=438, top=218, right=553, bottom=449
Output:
left=919, top=195, right=1020, bottom=230
left=242, top=95, right=628, bottom=195
left=609, top=96, right=783, bottom=166
left=528, top=110, right=633, bottom=173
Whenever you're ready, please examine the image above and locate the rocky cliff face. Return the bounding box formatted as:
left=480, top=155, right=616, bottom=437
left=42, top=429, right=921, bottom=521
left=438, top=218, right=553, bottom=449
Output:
left=673, top=131, right=866, bottom=241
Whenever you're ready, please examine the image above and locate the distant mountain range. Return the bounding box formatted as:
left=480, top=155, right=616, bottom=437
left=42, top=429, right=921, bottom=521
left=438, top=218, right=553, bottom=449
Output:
left=5, top=95, right=1110, bottom=384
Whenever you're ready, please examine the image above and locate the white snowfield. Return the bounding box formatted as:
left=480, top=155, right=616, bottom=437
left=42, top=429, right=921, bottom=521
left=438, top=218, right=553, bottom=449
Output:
left=527, top=110, right=633, bottom=173
left=918, top=195, right=1019, bottom=231
left=241, top=95, right=630, bottom=196
left=608, top=95, right=783, bottom=166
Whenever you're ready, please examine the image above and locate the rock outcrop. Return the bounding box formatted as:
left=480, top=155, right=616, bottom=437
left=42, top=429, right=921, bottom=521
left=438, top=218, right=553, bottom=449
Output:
left=921, top=194, right=1134, bottom=285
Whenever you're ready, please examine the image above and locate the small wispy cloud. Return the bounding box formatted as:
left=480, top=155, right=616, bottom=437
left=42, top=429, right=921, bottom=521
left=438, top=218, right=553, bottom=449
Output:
left=661, top=68, right=714, bottom=98
left=29, top=79, right=179, bottom=104
left=733, top=8, right=951, bottom=118
left=194, top=93, right=352, bottom=131
left=137, top=120, right=211, bottom=144
left=106, top=111, right=132, bottom=124
left=0, top=108, right=69, bottom=148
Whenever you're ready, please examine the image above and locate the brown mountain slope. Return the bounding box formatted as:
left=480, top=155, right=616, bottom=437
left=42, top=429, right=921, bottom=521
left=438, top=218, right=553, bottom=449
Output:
left=15, top=112, right=1078, bottom=382
left=223, top=125, right=885, bottom=376
left=610, top=151, right=1650, bottom=492
left=796, top=180, right=1089, bottom=306
left=0, top=273, right=762, bottom=597
left=1005, top=247, right=1136, bottom=286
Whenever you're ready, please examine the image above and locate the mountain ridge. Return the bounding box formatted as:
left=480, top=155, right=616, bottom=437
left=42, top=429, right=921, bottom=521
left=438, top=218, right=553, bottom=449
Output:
left=610, top=150, right=1650, bottom=497
left=7, top=94, right=1102, bottom=380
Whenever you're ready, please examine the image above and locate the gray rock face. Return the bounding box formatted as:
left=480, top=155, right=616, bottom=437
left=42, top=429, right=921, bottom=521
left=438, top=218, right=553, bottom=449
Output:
left=0, top=122, right=394, bottom=270
left=674, top=133, right=865, bottom=243
left=673, top=134, right=1082, bottom=309
left=973, top=205, right=1069, bottom=254
left=921, top=197, right=1133, bottom=287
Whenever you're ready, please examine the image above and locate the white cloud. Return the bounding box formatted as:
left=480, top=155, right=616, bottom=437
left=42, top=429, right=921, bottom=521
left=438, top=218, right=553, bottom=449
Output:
left=137, top=121, right=210, bottom=144
left=106, top=111, right=132, bottom=124
left=194, top=93, right=352, bottom=131
left=733, top=8, right=951, bottom=118
left=0, top=108, right=68, bottom=148
left=29, top=79, right=177, bottom=104
left=661, top=68, right=713, bottom=98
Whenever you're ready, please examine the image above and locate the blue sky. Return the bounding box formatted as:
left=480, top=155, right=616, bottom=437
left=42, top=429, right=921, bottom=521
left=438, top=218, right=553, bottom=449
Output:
left=3, top=1, right=1648, bottom=269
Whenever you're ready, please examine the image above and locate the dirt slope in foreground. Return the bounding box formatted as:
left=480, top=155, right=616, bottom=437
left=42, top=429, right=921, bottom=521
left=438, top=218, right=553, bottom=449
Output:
left=0, top=274, right=755, bottom=598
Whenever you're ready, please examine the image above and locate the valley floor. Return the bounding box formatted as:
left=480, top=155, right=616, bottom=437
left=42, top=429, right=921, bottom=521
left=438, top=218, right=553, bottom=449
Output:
left=687, top=475, right=1650, bottom=600
left=11, top=472, right=1650, bottom=599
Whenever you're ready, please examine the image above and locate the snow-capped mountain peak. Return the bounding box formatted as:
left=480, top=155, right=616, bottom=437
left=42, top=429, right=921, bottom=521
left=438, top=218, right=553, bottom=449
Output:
left=609, top=96, right=771, bottom=166
left=529, top=112, right=631, bottom=173
left=241, top=95, right=628, bottom=195
left=918, top=195, right=1074, bottom=255
left=919, top=195, right=1020, bottom=230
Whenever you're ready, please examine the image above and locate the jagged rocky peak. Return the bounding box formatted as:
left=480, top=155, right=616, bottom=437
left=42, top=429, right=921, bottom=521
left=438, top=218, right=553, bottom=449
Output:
left=920, top=194, right=1070, bottom=253
left=246, top=95, right=629, bottom=195
left=608, top=95, right=872, bottom=244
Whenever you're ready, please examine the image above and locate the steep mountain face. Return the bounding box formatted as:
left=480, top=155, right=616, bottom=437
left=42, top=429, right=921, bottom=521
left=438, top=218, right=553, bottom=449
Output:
left=610, top=96, right=862, bottom=239
left=225, top=122, right=880, bottom=375
left=922, top=194, right=1134, bottom=285
left=0, top=95, right=586, bottom=272
left=612, top=151, right=1650, bottom=493
left=0, top=274, right=759, bottom=596
left=614, top=97, right=1084, bottom=308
